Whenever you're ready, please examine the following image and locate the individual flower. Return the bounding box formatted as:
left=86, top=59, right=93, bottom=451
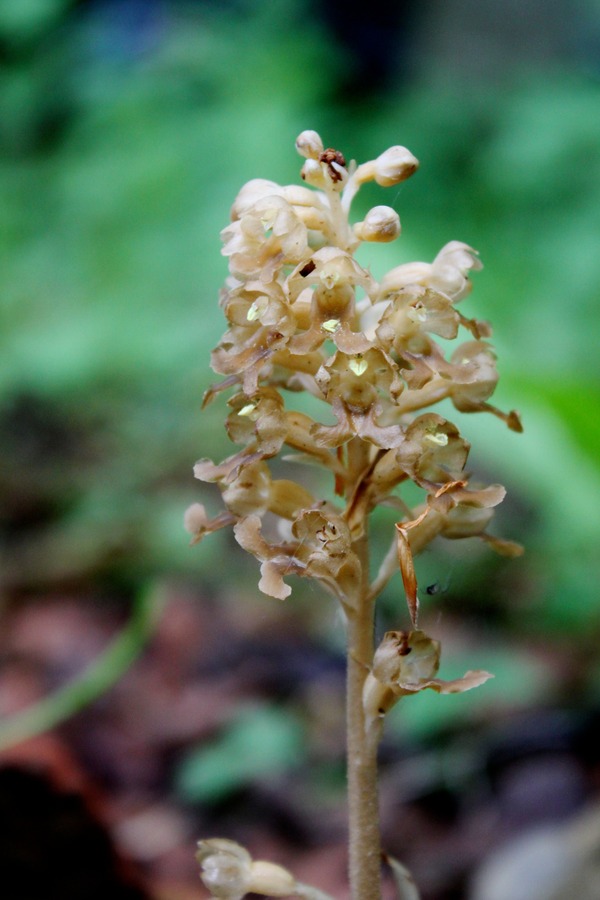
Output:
left=363, top=629, right=493, bottom=729
left=197, top=839, right=253, bottom=900
left=211, top=281, right=297, bottom=394
left=373, top=285, right=462, bottom=358
left=395, top=413, right=470, bottom=488
left=390, top=338, right=522, bottom=431
left=196, top=388, right=289, bottom=483
left=196, top=839, right=297, bottom=900
left=233, top=509, right=361, bottom=605
left=194, top=459, right=315, bottom=521
left=279, top=409, right=346, bottom=476
left=312, top=348, right=405, bottom=448
left=184, top=503, right=236, bottom=546
left=295, top=129, right=324, bottom=159
left=230, top=179, right=284, bottom=218
left=378, top=240, right=482, bottom=303
left=342, top=145, right=419, bottom=210
left=446, top=341, right=523, bottom=429
left=285, top=247, right=376, bottom=355
left=226, top=388, right=287, bottom=453
left=361, top=145, right=420, bottom=187
left=221, top=195, right=308, bottom=282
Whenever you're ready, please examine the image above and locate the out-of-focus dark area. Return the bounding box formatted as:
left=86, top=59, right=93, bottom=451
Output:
left=2, top=1, right=600, bottom=898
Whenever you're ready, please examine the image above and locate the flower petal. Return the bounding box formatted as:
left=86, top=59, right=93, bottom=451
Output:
left=398, top=669, right=494, bottom=694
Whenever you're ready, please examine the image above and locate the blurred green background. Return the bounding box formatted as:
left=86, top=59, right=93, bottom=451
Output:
left=2, top=0, right=600, bottom=759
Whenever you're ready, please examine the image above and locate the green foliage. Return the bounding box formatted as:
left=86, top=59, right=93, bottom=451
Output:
left=175, top=704, right=306, bottom=803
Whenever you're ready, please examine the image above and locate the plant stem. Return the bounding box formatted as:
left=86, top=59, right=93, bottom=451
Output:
left=346, top=440, right=381, bottom=900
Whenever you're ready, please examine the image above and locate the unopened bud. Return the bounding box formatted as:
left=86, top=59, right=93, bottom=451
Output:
left=295, top=130, right=324, bottom=160
left=352, top=146, right=419, bottom=193
left=374, top=146, right=419, bottom=186
left=353, top=205, right=401, bottom=243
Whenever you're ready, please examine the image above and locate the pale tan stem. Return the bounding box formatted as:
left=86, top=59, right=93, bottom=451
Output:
left=346, top=438, right=382, bottom=900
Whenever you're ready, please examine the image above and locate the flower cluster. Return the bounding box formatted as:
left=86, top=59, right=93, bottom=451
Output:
left=188, top=129, right=521, bottom=619
left=363, top=628, right=493, bottom=732
left=190, top=129, right=524, bottom=900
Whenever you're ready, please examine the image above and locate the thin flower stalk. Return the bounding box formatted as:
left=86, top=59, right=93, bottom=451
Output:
left=188, top=130, right=522, bottom=900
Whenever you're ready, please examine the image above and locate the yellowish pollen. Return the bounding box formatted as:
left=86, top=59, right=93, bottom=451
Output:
left=349, top=357, right=368, bottom=376
left=322, top=318, right=340, bottom=333
left=238, top=403, right=256, bottom=417
left=247, top=297, right=268, bottom=321
left=424, top=432, right=449, bottom=447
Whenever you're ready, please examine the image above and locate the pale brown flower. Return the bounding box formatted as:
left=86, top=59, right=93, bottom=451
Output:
left=312, top=348, right=405, bottom=448
left=363, top=629, right=493, bottom=726
left=285, top=247, right=375, bottom=355
left=374, top=285, right=462, bottom=357
left=221, top=195, right=308, bottom=282
left=353, top=205, right=401, bottom=243
left=211, top=281, right=297, bottom=394
left=194, top=459, right=315, bottom=522
left=233, top=509, right=361, bottom=605
left=395, top=413, right=471, bottom=488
